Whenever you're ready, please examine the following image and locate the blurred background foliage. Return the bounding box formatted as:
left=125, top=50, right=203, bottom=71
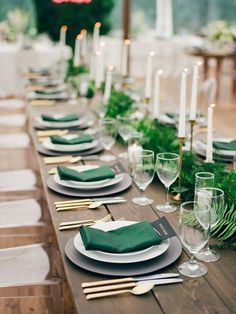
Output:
left=0, top=0, right=235, bottom=44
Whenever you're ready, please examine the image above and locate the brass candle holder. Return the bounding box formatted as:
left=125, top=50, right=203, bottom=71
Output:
left=145, top=97, right=150, bottom=115
left=172, top=136, right=186, bottom=202
left=189, top=119, right=196, bottom=152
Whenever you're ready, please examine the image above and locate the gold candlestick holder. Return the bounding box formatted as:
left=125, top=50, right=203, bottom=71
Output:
left=189, top=119, right=196, bottom=152
left=145, top=97, right=150, bottom=115
left=172, top=137, right=185, bottom=202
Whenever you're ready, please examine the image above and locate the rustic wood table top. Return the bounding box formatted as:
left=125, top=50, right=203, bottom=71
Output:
left=28, top=101, right=236, bottom=314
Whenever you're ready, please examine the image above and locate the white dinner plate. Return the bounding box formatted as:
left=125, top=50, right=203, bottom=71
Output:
left=35, top=115, right=85, bottom=128
left=42, top=135, right=98, bottom=152
left=74, top=221, right=170, bottom=264
left=54, top=165, right=123, bottom=190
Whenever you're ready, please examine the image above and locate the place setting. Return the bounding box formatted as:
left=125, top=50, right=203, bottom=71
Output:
left=46, top=162, right=132, bottom=197
left=64, top=215, right=182, bottom=280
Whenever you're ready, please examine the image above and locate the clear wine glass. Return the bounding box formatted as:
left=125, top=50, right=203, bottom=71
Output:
left=117, top=115, right=134, bottom=159
left=156, top=153, right=180, bottom=212
left=132, top=150, right=155, bottom=206
left=178, top=201, right=210, bottom=277
left=99, top=118, right=117, bottom=162
left=195, top=172, right=215, bottom=194
left=195, top=187, right=224, bottom=262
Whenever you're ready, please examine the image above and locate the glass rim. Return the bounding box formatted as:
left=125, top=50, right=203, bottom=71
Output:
left=129, top=131, right=143, bottom=138
left=180, top=201, right=211, bottom=212
left=156, top=152, right=179, bottom=160
left=195, top=187, right=224, bottom=198
left=134, top=149, right=154, bottom=157
left=195, top=172, right=215, bottom=178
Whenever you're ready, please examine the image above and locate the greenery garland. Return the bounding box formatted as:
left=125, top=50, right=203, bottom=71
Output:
left=104, top=90, right=236, bottom=248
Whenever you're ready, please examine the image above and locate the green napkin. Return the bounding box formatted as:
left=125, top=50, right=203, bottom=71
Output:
left=51, top=134, right=93, bottom=145
left=213, top=140, right=236, bottom=151
left=57, top=165, right=115, bottom=182
left=42, top=114, right=79, bottom=122
left=80, top=221, right=162, bottom=253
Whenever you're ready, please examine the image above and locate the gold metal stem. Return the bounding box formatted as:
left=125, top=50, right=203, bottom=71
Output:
left=189, top=120, right=196, bottom=152
left=145, top=97, right=150, bottom=115
left=178, top=137, right=186, bottom=189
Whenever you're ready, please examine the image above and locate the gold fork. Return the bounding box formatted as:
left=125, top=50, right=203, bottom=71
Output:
left=44, top=156, right=81, bottom=165
left=59, top=213, right=112, bottom=231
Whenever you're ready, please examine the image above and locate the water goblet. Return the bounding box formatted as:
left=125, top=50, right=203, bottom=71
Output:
left=117, top=115, right=134, bottom=159
left=195, top=187, right=224, bottom=262
left=156, top=153, right=180, bottom=212
left=132, top=150, right=155, bottom=206
left=99, top=118, right=117, bottom=162
left=178, top=201, right=210, bottom=277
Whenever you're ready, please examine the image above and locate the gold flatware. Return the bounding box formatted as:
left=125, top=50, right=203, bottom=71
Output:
left=60, top=214, right=112, bottom=227
left=59, top=213, right=112, bottom=231
left=44, top=156, right=81, bottom=165
left=86, top=282, right=154, bottom=300
left=37, top=129, right=69, bottom=137
left=55, top=199, right=126, bottom=211
left=54, top=197, right=125, bottom=206
left=30, top=100, right=56, bottom=106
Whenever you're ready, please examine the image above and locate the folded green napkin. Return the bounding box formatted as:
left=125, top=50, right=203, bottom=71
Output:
left=51, top=134, right=93, bottom=145
left=57, top=165, right=115, bottom=182
left=213, top=140, right=236, bottom=151
left=80, top=222, right=162, bottom=253
left=42, top=114, right=79, bottom=122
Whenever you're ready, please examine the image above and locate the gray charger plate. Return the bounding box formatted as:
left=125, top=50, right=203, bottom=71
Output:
left=37, top=143, right=104, bottom=156
left=46, top=173, right=132, bottom=197
left=194, top=148, right=233, bottom=162
left=65, top=236, right=182, bottom=276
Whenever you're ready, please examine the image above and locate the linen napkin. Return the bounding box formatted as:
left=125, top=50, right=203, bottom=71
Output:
left=57, top=165, right=115, bottom=182
left=213, top=140, right=236, bottom=151
left=42, top=114, right=79, bottom=122
left=50, top=134, right=93, bottom=145
left=80, top=221, right=162, bottom=253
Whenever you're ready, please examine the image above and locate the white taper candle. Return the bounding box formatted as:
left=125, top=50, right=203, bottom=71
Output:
left=121, top=39, right=131, bottom=77
left=153, top=69, right=163, bottom=119
left=145, top=51, right=155, bottom=99
left=73, top=34, right=82, bottom=67
left=178, top=68, right=188, bottom=138
left=103, top=65, right=114, bottom=104
left=190, top=63, right=200, bottom=121
left=206, top=104, right=215, bottom=163
left=93, top=22, right=101, bottom=53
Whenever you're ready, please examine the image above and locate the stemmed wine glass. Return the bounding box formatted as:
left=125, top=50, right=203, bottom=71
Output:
left=132, top=150, right=155, bottom=206
left=195, top=187, right=224, bottom=262
left=156, top=153, right=180, bottom=212
left=99, top=118, right=117, bottom=162
left=117, top=115, right=134, bottom=159
left=178, top=201, right=210, bottom=277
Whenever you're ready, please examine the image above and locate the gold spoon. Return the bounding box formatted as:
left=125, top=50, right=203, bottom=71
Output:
left=86, top=282, right=154, bottom=300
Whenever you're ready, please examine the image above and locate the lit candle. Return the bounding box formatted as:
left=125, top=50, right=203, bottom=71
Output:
left=153, top=69, right=163, bottom=119
left=178, top=68, right=188, bottom=138
left=103, top=65, right=114, bottom=104
left=145, top=51, right=155, bottom=99
left=190, top=62, right=201, bottom=121
left=95, top=50, right=102, bottom=89
left=59, top=25, right=67, bottom=47
left=93, top=22, right=101, bottom=53
left=73, top=34, right=82, bottom=67
left=121, top=39, right=131, bottom=77
left=80, top=29, right=87, bottom=60
left=206, top=104, right=215, bottom=163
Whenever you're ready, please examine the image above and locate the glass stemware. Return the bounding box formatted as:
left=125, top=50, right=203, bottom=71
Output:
left=195, top=187, right=224, bottom=262
left=195, top=172, right=215, bottom=193
left=132, top=150, right=155, bottom=206
left=99, top=118, right=117, bottom=162
left=178, top=201, right=210, bottom=277
left=156, top=153, right=180, bottom=212
left=117, top=115, right=134, bottom=159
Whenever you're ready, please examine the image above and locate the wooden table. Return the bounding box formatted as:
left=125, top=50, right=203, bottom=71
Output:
left=28, top=102, right=236, bottom=314
left=187, top=48, right=236, bottom=97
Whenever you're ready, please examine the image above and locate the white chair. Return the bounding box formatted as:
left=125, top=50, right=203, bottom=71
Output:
left=0, top=169, right=36, bottom=192
left=0, top=198, right=50, bottom=248
left=0, top=243, right=63, bottom=313
left=0, top=99, right=25, bottom=110
left=0, top=114, right=26, bottom=127
left=0, top=133, right=30, bottom=149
